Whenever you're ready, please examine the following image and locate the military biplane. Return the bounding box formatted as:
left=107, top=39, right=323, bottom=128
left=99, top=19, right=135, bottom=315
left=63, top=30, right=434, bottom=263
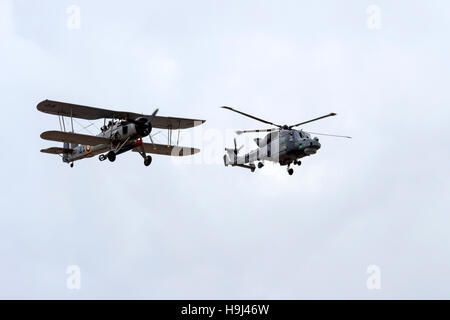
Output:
left=38, top=100, right=205, bottom=167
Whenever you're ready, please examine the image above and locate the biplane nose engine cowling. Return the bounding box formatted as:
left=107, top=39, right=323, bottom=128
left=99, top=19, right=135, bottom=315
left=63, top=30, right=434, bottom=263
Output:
left=134, top=117, right=152, bottom=137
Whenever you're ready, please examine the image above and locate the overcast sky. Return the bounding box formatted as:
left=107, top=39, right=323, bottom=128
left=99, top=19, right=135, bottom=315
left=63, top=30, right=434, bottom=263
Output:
left=0, top=0, right=449, bottom=299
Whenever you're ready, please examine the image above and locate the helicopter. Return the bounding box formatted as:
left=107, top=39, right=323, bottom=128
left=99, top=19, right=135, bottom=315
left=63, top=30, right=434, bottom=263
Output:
left=221, top=106, right=351, bottom=175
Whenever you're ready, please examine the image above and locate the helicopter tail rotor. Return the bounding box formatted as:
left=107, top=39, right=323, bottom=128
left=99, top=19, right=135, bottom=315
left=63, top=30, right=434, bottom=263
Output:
left=224, top=138, right=243, bottom=166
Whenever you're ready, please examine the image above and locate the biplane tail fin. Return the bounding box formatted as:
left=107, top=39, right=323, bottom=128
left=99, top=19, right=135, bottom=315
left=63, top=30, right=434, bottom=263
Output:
left=62, top=142, right=77, bottom=163
left=62, top=142, right=70, bottom=163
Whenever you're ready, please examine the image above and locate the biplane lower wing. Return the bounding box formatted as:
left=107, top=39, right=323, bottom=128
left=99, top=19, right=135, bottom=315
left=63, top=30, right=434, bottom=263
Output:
left=40, top=131, right=110, bottom=146
left=40, top=147, right=73, bottom=155
left=37, top=100, right=205, bottom=129
left=133, top=143, right=200, bottom=157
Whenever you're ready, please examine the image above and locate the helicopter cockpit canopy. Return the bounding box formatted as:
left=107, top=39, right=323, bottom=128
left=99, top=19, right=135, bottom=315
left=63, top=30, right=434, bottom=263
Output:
left=298, top=131, right=311, bottom=139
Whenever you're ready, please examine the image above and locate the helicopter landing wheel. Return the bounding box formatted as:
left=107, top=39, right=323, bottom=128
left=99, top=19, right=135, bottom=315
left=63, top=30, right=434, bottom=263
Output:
left=258, top=162, right=264, bottom=169
left=144, top=155, right=152, bottom=167
left=107, top=151, right=116, bottom=162
left=288, top=168, right=294, bottom=175
left=295, top=160, right=302, bottom=166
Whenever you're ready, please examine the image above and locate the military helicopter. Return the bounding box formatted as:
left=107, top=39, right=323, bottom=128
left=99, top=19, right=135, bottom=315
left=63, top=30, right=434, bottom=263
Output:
left=222, top=106, right=351, bottom=175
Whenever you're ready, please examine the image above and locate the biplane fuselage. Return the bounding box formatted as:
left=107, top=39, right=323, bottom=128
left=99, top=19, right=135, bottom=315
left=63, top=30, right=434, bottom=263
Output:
left=63, top=121, right=145, bottom=163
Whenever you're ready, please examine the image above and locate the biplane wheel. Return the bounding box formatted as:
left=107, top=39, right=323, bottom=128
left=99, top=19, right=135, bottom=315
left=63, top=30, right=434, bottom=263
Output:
left=258, top=162, right=264, bottom=169
left=144, top=155, right=152, bottom=167
left=70, top=163, right=74, bottom=168
left=107, top=151, right=116, bottom=162
left=288, top=168, right=294, bottom=175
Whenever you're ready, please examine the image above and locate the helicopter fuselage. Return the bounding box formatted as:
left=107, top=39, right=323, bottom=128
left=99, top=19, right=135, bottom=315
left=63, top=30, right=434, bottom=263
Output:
left=224, top=129, right=321, bottom=167
left=221, top=106, right=348, bottom=174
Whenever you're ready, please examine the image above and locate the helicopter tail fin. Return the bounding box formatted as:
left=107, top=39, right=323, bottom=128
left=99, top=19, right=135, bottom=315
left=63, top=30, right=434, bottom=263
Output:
left=224, top=138, right=245, bottom=166
left=223, top=154, right=230, bottom=166
left=224, top=149, right=236, bottom=166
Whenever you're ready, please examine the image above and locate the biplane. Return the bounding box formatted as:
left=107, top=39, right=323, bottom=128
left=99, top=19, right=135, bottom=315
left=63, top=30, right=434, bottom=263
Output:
left=38, top=100, right=205, bottom=167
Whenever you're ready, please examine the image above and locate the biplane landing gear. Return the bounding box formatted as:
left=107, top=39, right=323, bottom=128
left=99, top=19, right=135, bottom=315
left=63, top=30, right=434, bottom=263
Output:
left=294, top=160, right=302, bottom=166
left=107, top=151, right=116, bottom=162
left=70, top=162, right=74, bottom=168
left=258, top=162, right=264, bottom=169
left=144, top=155, right=152, bottom=167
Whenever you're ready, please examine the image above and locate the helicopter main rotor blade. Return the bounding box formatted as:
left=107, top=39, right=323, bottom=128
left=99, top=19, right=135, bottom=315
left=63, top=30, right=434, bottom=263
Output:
left=289, top=113, right=337, bottom=128
left=221, top=106, right=281, bottom=127
left=305, top=131, right=352, bottom=139
left=236, top=128, right=278, bottom=135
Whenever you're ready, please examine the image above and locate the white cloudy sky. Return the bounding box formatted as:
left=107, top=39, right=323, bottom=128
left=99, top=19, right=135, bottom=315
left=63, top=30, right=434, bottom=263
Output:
left=0, top=0, right=449, bottom=299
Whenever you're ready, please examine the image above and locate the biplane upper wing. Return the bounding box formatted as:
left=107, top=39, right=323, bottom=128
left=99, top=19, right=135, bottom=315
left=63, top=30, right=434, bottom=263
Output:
left=133, top=143, right=200, bottom=157
left=37, top=100, right=205, bottom=129
left=150, top=116, right=205, bottom=130
left=40, top=147, right=73, bottom=154
left=40, top=131, right=110, bottom=146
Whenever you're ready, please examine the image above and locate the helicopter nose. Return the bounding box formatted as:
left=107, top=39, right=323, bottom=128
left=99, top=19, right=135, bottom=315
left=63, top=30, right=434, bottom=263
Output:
left=302, top=139, right=321, bottom=155
left=312, top=138, right=321, bottom=149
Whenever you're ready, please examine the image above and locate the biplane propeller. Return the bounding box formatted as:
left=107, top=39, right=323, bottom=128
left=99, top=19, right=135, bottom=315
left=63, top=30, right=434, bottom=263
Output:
left=221, top=106, right=351, bottom=175
left=38, top=100, right=205, bottom=168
